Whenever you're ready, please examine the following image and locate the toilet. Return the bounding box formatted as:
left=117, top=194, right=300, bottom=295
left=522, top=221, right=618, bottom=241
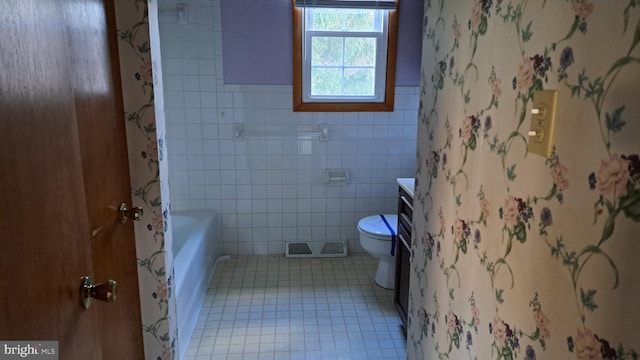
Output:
left=357, top=214, right=398, bottom=289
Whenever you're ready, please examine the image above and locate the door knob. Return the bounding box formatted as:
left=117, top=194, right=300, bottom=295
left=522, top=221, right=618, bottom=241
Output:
left=118, top=202, right=143, bottom=223
left=81, top=276, right=118, bottom=309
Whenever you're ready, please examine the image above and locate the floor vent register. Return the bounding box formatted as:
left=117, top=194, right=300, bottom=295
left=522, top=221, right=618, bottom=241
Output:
left=285, top=240, right=348, bottom=258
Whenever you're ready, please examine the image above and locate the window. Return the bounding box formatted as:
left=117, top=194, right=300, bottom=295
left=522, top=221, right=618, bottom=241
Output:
left=304, top=8, right=387, bottom=101
left=293, top=0, right=398, bottom=112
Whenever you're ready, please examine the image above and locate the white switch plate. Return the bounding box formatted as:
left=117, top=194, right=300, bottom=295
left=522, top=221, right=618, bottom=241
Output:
left=528, top=90, right=558, bottom=158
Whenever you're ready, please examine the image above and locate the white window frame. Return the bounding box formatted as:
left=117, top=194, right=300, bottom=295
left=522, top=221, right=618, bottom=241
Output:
left=302, top=9, right=389, bottom=103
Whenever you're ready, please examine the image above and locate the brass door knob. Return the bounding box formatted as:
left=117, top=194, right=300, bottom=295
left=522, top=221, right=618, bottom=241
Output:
left=118, top=203, right=143, bottom=223
left=81, top=276, right=118, bottom=309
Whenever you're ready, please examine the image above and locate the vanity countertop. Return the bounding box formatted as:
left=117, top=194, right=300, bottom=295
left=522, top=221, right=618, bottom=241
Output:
left=396, top=178, right=415, bottom=198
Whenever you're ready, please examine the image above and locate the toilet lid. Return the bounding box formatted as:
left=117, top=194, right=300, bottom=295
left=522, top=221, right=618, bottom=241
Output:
left=358, top=214, right=398, bottom=237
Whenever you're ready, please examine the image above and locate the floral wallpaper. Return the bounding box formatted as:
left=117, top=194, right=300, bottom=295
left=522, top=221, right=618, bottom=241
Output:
left=409, top=1, right=640, bottom=359
left=114, top=1, right=177, bottom=359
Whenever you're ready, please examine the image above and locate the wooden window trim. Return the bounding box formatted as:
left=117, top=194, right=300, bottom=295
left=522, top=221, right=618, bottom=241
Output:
left=292, top=0, right=399, bottom=112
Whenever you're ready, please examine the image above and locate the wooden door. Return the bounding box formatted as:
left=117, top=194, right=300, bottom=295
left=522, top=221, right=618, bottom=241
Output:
left=0, top=0, right=144, bottom=358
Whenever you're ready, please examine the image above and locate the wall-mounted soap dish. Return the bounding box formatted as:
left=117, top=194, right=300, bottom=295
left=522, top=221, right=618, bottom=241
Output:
left=325, top=169, right=349, bottom=186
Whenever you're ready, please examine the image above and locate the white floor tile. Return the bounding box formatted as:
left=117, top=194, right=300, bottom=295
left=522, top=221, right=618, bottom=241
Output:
left=188, top=253, right=407, bottom=359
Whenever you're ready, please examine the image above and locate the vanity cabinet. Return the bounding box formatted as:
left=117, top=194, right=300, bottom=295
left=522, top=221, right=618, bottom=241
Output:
left=394, top=184, right=413, bottom=332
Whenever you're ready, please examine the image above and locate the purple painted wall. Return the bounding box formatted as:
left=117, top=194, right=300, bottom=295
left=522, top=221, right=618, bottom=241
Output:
left=221, top=0, right=293, bottom=85
left=395, top=0, right=423, bottom=86
left=221, top=0, right=423, bottom=86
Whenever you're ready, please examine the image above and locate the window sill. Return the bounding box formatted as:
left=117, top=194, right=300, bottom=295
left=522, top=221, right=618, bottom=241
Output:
left=292, top=99, right=395, bottom=112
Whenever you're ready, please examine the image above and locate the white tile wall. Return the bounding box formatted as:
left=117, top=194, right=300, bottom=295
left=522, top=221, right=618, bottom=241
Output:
left=159, top=0, right=418, bottom=255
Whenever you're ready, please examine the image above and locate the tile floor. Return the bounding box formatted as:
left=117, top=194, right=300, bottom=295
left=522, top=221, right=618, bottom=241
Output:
left=183, top=253, right=407, bottom=360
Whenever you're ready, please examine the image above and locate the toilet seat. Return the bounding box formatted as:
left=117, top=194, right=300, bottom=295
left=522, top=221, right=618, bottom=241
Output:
left=357, top=214, right=398, bottom=240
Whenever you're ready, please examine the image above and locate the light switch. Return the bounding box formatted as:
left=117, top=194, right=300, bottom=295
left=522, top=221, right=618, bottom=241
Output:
left=528, top=90, right=558, bottom=158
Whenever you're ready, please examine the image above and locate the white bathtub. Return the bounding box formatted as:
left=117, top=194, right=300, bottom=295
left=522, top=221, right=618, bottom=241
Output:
left=172, top=210, right=223, bottom=359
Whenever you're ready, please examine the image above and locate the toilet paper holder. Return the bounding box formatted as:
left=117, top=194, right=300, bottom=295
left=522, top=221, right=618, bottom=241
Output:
left=325, top=169, right=349, bottom=186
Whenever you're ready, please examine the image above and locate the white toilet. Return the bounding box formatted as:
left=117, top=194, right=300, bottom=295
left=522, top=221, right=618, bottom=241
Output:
left=357, top=214, right=398, bottom=289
